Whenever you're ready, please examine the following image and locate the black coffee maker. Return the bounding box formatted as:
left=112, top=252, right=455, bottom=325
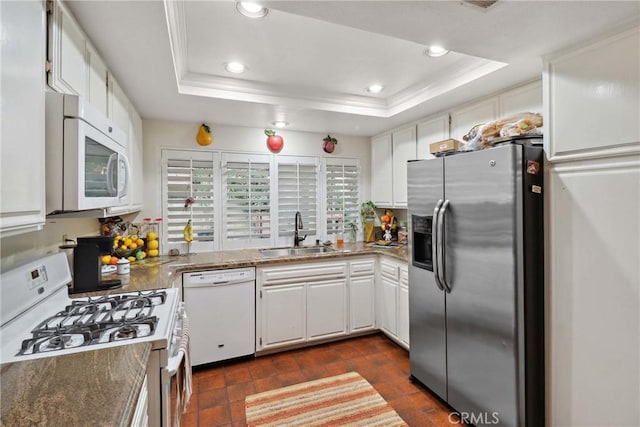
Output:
left=70, top=236, right=122, bottom=294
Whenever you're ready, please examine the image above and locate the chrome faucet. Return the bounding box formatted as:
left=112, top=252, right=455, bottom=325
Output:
left=294, top=211, right=306, bottom=247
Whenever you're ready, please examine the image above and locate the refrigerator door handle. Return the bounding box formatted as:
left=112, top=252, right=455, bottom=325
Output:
left=438, top=199, right=452, bottom=293
left=432, top=199, right=445, bottom=291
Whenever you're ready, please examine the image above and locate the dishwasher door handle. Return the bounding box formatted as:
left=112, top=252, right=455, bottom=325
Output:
left=183, top=280, right=240, bottom=288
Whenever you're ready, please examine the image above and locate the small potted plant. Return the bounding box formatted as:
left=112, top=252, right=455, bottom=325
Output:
left=360, top=200, right=377, bottom=242
left=322, top=134, right=338, bottom=153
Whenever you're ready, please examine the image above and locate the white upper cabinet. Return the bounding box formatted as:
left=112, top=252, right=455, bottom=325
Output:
left=416, top=115, right=450, bottom=160
left=450, top=98, right=499, bottom=142
left=499, top=80, right=542, bottom=118
left=86, top=42, right=109, bottom=117
left=544, top=25, right=640, bottom=160
left=371, top=134, right=393, bottom=207
left=1, top=1, right=47, bottom=236
left=391, top=126, right=416, bottom=208
left=47, top=0, right=86, bottom=97
left=128, top=106, right=144, bottom=210
left=108, top=73, right=130, bottom=141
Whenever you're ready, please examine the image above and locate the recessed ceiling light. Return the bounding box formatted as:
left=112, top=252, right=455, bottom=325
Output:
left=236, top=2, right=269, bottom=18
left=225, top=62, right=246, bottom=74
left=367, top=84, right=383, bottom=94
left=425, top=45, right=449, bottom=57
left=272, top=121, right=289, bottom=128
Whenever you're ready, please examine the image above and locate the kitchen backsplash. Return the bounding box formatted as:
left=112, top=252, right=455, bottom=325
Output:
left=0, top=218, right=100, bottom=271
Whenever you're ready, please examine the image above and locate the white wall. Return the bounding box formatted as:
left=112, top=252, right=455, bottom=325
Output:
left=135, top=119, right=372, bottom=223
left=0, top=218, right=100, bottom=271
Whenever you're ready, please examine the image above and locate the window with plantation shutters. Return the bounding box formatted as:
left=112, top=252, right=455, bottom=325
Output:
left=277, top=157, right=319, bottom=245
left=324, top=159, right=360, bottom=236
left=161, top=150, right=218, bottom=253
left=222, top=154, right=272, bottom=248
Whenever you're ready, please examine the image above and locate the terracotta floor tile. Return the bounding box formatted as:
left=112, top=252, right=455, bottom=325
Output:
left=336, top=345, right=364, bottom=360
left=248, top=362, right=277, bottom=380
left=371, top=381, right=405, bottom=402
left=270, top=355, right=300, bottom=373
left=253, top=375, right=281, bottom=393
left=198, top=388, right=228, bottom=410
left=223, top=365, right=252, bottom=385
left=229, top=400, right=247, bottom=423
left=321, top=360, right=352, bottom=376
left=198, top=373, right=226, bottom=392
left=180, top=411, right=198, bottom=427
left=226, top=381, right=256, bottom=403
left=277, top=369, right=307, bottom=386
left=198, top=404, right=231, bottom=426
left=301, top=364, right=329, bottom=381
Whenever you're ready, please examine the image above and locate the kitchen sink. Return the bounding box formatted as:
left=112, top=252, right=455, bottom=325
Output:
left=260, top=246, right=334, bottom=258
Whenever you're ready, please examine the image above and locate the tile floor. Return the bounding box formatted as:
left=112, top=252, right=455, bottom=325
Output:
left=181, top=333, right=462, bottom=427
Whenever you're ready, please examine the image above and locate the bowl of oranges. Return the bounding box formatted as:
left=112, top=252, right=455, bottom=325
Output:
left=114, top=235, right=145, bottom=258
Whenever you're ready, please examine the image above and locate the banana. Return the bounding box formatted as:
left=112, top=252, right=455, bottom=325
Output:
left=183, top=220, right=193, bottom=242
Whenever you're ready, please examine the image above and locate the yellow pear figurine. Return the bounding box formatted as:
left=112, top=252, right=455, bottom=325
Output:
left=196, top=123, right=212, bottom=146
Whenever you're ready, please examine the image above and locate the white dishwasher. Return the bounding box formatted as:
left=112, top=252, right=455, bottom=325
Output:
left=183, top=267, right=255, bottom=366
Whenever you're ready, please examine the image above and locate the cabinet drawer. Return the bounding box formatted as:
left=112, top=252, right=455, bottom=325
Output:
left=349, top=259, right=375, bottom=277
left=260, top=262, right=347, bottom=285
left=380, top=261, right=399, bottom=281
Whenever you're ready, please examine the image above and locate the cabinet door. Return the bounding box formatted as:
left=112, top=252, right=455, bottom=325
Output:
left=108, top=73, right=130, bottom=140
left=0, top=1, right=46, bottom=236
left=87, top=42, right=108, bottom=116
left=260, top=284, right=306, bottom=349
left=398, top=267, right=410, bottom=347
left=371, top=134, right=393, bottom=207
left=47, top=1, right=86, bottom=96
left=349, top=276, right=375, bottom=332
left=499, top=80, right=542, bottom=118
left=391, top=126, right=416, bottom=208
left=307, top=279, right=347, bottom=340
left=450, top=98, right=499, bottom=142
left=416, top=115, right=449, bottom=160
left=380, top=276, right=398, bottom=337
left=128, top=106, right=144, bottom=209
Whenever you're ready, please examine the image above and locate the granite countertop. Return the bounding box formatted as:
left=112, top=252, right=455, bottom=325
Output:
left=0, top=343, right=150, bottom=427
left=73, top=242, right=409, bottom=297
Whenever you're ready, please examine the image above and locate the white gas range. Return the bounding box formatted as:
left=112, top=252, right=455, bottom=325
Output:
left=0, top=253, right=188, bottom=427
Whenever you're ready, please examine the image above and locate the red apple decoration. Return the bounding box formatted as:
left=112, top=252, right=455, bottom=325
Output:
left=265, top=129, right=284, bottom=153
left=322, top=134, right=338, bottom=153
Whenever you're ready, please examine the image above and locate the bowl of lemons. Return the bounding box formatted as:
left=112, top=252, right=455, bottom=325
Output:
left=114, top=235, right=145, bottom=258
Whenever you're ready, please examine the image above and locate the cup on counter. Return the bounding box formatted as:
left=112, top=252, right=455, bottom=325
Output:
left=117, top=258, right=130, bottom=275
left=336, top=232, right=344, bottom=248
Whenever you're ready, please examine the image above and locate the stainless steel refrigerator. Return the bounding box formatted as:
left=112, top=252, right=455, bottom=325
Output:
left=407, top=143, right=544, bottom=427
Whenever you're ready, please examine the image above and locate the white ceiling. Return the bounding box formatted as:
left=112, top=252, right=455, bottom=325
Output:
left=67, top=0, right=639, bottom=137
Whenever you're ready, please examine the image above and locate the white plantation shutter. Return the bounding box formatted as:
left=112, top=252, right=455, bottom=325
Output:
left=223, top=154, right=272, bottom=248
left=161, top=150, right=218, bottom=253
left=277, top=157, right=319, bottom=244
left=325, top=159, right=360, bottom=235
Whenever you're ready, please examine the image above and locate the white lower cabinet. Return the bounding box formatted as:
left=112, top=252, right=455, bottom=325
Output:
left=398, top=267, right=410, bottom=347
left=349, top=258, right=376, bottom=333
left=260, top=283, right=306, bottom=348
left=349, top=276, right=375, bottom=332
left=257, top=258, right=378, bottom=352
left=307, top=279, right=347, bottom=339
left=380, top=277, right=398, bottom=336
left=379, top=258, right=409, bottom=350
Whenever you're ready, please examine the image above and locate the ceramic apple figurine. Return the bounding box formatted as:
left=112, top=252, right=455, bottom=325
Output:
left=265, top=129, right=283, bottom=153
left=322, top=134, right=338, bottom=153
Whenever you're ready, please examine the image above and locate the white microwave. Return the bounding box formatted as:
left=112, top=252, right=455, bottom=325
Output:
left=45, top=92, right=130, bottom=214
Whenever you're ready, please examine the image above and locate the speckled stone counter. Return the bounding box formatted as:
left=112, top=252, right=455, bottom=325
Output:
left=0, top=343, right=150, bottom=427
left=72, top=242, right=408, bottom=297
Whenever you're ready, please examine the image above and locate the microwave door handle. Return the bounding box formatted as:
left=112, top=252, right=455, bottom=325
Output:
left=117, top=153, right=130, bottom=198
left=106, top=153, right=118, bottom=196
left=432, top=199, right=444, bottom=291
left=438, top=200, right=451, bottom=293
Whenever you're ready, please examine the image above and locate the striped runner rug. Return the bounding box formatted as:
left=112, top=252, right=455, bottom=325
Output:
left=245, top=372, right=408, bottom=426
